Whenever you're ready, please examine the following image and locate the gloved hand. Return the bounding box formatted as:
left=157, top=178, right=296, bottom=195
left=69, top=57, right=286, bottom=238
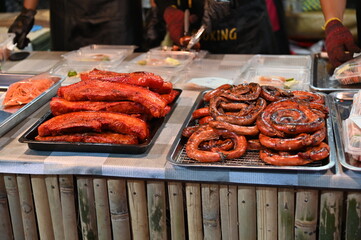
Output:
left=324, top=19, right=361, bottom=68
left=179, top=36, right=201, bottom=51
left=8, top=7, right=37, bottom=49
left=163, top=6, right=198, bottom=45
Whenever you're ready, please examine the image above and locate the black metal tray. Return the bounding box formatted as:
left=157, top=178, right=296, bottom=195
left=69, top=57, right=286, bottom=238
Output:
left=329, top=91, right=361, bottom=171
left=19, top=89, right=182, bottom=154
left=310, top=54, right=361, bottom=92
left=167, top=90, right=336, bottom=171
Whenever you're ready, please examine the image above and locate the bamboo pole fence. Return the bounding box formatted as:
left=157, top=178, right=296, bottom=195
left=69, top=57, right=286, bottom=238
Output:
left=220, top=184, right=238, bottom=240
left=107, top=178, right=131, bottom=240
left=127, top=179, right=149, bottom=239
left=17, top=174, right=38, bottom=239
left=0, top=175, right=360, bottom=239
left=59, top=175, right=78, bottom=240
left=0, top=174, right=13, bottom=240
left=186, top=182, right=203, bottom=240
left=168, top=181, right=186, bottom=240
left=4, top=174, right=24, bottom=240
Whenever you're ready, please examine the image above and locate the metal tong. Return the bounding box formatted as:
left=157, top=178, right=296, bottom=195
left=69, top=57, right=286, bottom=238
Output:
left=184, top=9, right=190, bottom=36
left=186, top=24, right=206, bottom=50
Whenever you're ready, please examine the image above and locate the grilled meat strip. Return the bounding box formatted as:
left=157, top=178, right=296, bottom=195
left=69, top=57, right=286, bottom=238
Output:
left=57, top=80, right=168, bottom=118
left=35, top=132, right=139, bottom=144
left=80, top=69, right=172, bottom=94
left=50, top=97, right=148, bottom=116
left=37, top=112, right=149, bottom=141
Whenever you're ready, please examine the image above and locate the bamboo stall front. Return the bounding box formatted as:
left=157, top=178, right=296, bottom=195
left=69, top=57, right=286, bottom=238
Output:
left=0, top=175, right=360, bottom=240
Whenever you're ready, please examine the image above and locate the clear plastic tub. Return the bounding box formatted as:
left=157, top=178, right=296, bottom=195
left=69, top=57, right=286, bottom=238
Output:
left=330, top=56, right=361, bottom=85
left=80, top=44, right=137, bottom=57
left=127, top=51, right=195, bottom=74
left=343, top=118, right=361, bottom=161
left=349, top=90, right=361, bottom=117
left=0, top=33, right=15, bottom=70
left=61, top=49, right=128, bottom=67
left=248, top=54, right=312, bottom=69
left=178, top=70, right=236, bottom=90
left=150, top=46, right=208, bottom=59
left=185, top=58, right=243, bottom=73
left=239, top=67, right=310, bottom=90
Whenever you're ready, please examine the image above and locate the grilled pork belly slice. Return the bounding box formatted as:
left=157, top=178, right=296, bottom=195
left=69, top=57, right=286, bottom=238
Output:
left=35, top=132, right=138, bottom=144
left=57, top=80, right=168, bottom=118
left=37, top=112, right=149, bottom=141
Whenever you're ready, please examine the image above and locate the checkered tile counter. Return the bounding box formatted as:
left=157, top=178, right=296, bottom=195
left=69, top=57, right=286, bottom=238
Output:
left=0, top=89, right=359, bottom=190
left=0, top=52, right=361, bottom=190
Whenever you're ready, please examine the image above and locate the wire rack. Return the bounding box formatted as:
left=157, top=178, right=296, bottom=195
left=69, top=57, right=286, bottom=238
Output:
left=171, top=144, right=325, bottom=170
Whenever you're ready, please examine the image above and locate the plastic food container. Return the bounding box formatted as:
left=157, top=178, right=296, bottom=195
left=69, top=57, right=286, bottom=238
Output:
left=343, top=118, right=361, bottom=161
left=247, top=54, right=312, bottom=69
left=174, top=58, right=245, bottom=89
left=150, top=46, right=208, bottom=59
left=240, top=67, right=310, bottom=90
left=349, top=90, right=361, bottom=116
left=0, top=33, right=15, bottom=70
left=127, top=51, right=195, bottom=74
left=330, top=56, right=361, bottom=85
left=80, top=44, right=137, bottom=57
left=178, top=69, right=237, bottom=90
left=237, top=54, right=312, bottom=90
left=61, top=49, right=128, bottom=67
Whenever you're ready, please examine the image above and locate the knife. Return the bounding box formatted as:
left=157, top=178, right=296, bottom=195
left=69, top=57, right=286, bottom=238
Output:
left=186, top=24, right=206, bottom=50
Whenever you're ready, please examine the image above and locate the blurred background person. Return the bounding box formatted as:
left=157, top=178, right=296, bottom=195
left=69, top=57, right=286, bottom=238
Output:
left=321, top=0, right=361, bottom=67
left=8, top=0, right=144, bottom=51
left=155, top=0, right=290, bottom=54
left=142, top=0, right=167, bottom=50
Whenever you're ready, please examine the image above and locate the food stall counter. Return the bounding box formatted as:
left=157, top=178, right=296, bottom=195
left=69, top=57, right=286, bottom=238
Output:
left=0, top=51, right=360, bottom=240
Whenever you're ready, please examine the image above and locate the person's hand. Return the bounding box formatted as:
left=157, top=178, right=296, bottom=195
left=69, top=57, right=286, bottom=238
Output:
left=179, top=36, right=201, bottom=51
left=8, top=7, right=37, bottom=49
left=324, top=19, right=361, bottom=68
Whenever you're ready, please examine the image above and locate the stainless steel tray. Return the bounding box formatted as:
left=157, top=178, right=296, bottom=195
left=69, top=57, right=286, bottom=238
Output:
left=329, top=91, right=361, bottom=171
left=167, top=91, right=336, bottom=171
left=0, top=73, right=34, bottom=90
left=310, top=54, right=361, bottom=92
left=0, top=73, right=65, bottom=137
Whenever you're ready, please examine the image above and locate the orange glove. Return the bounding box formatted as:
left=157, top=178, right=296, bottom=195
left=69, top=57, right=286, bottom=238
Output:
left=324, top=19, right=361, bottom=67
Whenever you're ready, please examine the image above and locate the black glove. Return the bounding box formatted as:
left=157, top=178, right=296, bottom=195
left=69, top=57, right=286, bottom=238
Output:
left=202, top=0, right=232, bottom=33
left=8, top=7, right=37, bottom=49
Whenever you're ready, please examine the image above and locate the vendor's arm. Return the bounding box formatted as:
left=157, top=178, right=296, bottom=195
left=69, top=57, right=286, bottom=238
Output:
left=24, top=0, right=39, bottom=10
left=320, top=0, right=346, bottom=21
left=320, top=0, right=360, bottom=68
left=8, top=0, right=39, bottom=49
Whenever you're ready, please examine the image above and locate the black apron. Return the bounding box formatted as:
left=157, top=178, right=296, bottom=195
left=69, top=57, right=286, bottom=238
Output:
left=200, top=0, right=278, bottom=54
left=49, top=0, right=143, bottom=51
